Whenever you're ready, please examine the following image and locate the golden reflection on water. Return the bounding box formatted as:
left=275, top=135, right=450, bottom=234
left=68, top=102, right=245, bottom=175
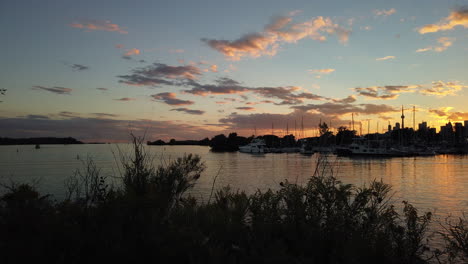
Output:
left=1, top=145, right=467, bottom=217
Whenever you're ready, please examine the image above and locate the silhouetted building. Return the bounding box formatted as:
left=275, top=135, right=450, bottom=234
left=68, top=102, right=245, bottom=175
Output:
left=465, top=120, right=468, bottom=137
left=394, top=122, right=400, bottom=130
left=455, top=122, right=464, bottom=143
left=440, top=122, right=454, bottom=142
left=418, top=121, right=427, bottom=131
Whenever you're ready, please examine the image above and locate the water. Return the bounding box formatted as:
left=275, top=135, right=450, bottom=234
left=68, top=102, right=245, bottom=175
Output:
left=1, top=144, right=467, bottom=219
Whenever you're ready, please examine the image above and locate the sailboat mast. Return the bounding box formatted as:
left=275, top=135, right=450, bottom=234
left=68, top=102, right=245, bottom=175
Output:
left=294, top=120, right=297, bottom=138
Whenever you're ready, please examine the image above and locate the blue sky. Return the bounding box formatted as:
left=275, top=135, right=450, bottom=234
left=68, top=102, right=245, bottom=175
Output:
left=1, top=0, right=468, bottom=141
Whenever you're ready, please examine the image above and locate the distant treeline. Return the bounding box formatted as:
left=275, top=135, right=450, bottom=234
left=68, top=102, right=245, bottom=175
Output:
left=0, top=137, right=83, bottom=145
left=148, top=133, right=252, bottom=151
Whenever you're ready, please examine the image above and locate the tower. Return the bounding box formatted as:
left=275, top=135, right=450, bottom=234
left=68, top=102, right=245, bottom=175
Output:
left=401, top=106, right=405, bottom=129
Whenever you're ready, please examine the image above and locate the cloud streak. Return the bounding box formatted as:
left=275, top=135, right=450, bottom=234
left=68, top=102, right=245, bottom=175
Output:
left=419, top=7, right=468, bottom=34
left=151, top=92, right=194, bottom=106
left=170, top=108, right=205, bottom=115
left=69, top=64, right=89, bottom=71
left=376, top=56, right=395, bottom=61
left=70, top=20, right=128, bottom=34
left=32, top=86, right=73, bottom=95
left=114, top=97, right=136, bottom=101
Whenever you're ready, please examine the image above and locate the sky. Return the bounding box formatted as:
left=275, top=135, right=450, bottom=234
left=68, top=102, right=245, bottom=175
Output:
left=1, top=0, right=468, bottom=142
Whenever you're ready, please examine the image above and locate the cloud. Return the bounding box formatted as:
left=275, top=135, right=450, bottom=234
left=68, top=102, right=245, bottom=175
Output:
left=96, top=87, right=109, bottom=91
left=92, top=113, right=119, bottom=118
left=170, top=108, right=205, bottom=115
left=416, top=47, right=432, bottom=53
left=429, top=107, right=452, bottom=117
left=58, top=111, right=81, bottom=118
left=69, top=64, right=89, bottom=71
left=118, top=74, right=175, bottom=87
left=235, top=107, right=256, bottom=111
left=416, top=37, right=454, bottom=53
left=308, top=69, right=335, bottom=74
left=447, top=111, right=468, bottom=120
left=114, top=97, right=136, bottom=101
left=69, top=20, right=128, bottom=34
left=151, top=92, right=194, bottom=106
left=354, top=85, right=417, bottom=100
left=183, top=78, right=250, bottom=95
left=183, top=78, right=324, bottom=104
left=0, top=116, right=216, bottom=142
left=210, top=64, right=218, bottom=72
left=118, top=62, right=202, bottom=86
left=308, top=68, right=335, bottom=78
left=115, top=44, right=124, bottom=49
left=245, top=100, right=275, bottom=105
left=428, top=107, right=468, bottom=121
left=32, top=86, right=73, bottom=95
left=124, top=48, right=140, bottom=56
left=418, top=7, right=468, bottom=34
left=332, top=95, right=357, bottom=103
left=291, top=102, right=396, bottom=116
left=202, top=14, right=350, bottom=60
left=376, top=56, right=395, bottom=61
left=25, top=114, right=49, bottom=119
left=420, top=81, right=467, bottom=97
left=252, top=86, right=325, bottom=105
left=373, top=8, right=396, bottom=17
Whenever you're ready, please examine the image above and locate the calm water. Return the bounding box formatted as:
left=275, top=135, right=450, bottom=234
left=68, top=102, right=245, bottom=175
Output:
left=1, top=144, right=467, bottom=218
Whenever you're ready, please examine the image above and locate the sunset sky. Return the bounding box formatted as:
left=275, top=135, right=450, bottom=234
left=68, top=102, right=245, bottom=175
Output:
left=1, top=0, right=468, bottom=142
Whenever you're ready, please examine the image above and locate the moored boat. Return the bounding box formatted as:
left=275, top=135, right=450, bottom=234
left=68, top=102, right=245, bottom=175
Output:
left=239, top=139, right=267, bottom=154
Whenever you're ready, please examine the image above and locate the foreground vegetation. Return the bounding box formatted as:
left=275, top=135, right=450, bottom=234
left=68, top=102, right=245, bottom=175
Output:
left=1, top=137, right=467, bottom=263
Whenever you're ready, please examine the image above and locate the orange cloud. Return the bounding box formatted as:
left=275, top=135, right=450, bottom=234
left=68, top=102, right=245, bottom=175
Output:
left=124, top=48, right=140, bottom=56
left=416, top=37, right=454, bottom=52
left=70, top=20, right=128, bottom=34
left=419, top=7, right=468, bottom=34
left=308, top=68, right=335, bottom=78
left=376, top=56, right=395, bottom=61
left=210, top=65, right=218, bottom=72
left=308, top=69, right=335, bottom=74
left=420, top=81, right=467, bottom=97
left=202, top=15, right=350, bottom=60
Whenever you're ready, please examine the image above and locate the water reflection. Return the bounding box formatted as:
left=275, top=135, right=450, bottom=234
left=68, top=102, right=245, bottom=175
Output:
left=1, top=144, right=467, bottom=218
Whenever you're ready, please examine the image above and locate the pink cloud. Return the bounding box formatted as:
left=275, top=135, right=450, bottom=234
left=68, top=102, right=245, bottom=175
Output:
left=70, top=20, right=128, bottom=34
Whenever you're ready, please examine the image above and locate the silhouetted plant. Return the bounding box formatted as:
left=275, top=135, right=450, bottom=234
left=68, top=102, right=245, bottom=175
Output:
left=440, top=214, right=468, bottom=263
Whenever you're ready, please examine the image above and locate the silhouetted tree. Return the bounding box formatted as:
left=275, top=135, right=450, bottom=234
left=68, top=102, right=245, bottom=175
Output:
left=336, top=126, right=356, bottom=145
